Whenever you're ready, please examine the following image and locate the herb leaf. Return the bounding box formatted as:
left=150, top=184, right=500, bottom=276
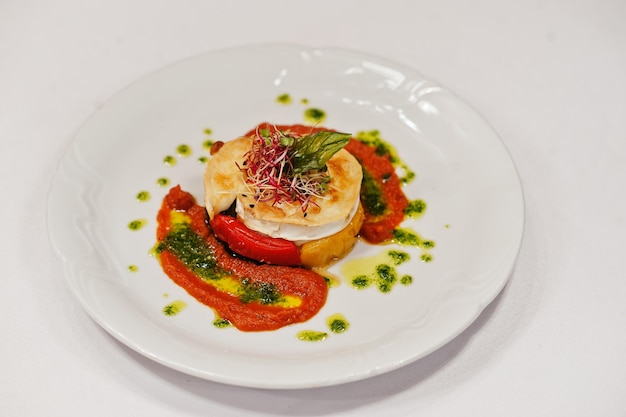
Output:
left=288, top=131, right=351, bottom=174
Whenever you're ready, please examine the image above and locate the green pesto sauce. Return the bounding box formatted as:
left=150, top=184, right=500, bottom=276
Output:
left=355, top=129, right=397, bottom=159
left=213, top=317, right=232, bottom=329
left=355, top=130, right=416, bottom=185
left=128, top=265, right=139, bottom=272
left=304, top=108, right=326, bottom=124
left=422, top=240, right=435, bottom=249
left=392, top=227, right=435, bottom=249
left=400, top=274, right=413, bottom=285
left=341, top=250, right=413, bottom=293
left=297, top=330, right=328, bottom=342
left=176, top=144, right=192, bottom=157
left=351, top=274, right=371, bottom=289
left=203, top=128, right=213, bottom=135
left=391, top=228, right=435, bottom=263
left=156, top=223, right=285, bottom=305
left=360, top=169, right=387, bottom=216
left=136, top=190, right=150, bottom=202
left=202, top=139, right=215, bottom=151
left=128, top=218, right=147, bottom=231
left=300, top=98, right=309, bottom=105
left=402, top=171, right=416, bottom=184
left=326, top=313, right=350, bottom=334
left=404, top=199, right=427, bottom=218
left=387, top=250, right=411, bottom=265
left=276, top=93, right=292, bottom=104
left=238, top=277, right=283, bottom=305
left=163, top=300, right=187, bottom=316
left=421, top=253, right=434, bottom=263
left=157, top=177, right=170, bottom=187
left=375, top=264, right=397, bottom=293
left=163, top=155, right=176, bottom=166
left=198, top=156, right=208, bottom=164
left=156, top=223, right=221, bottom=279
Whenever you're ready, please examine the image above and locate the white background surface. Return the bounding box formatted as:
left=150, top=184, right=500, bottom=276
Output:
left=2, top=0, right=625, bottom=416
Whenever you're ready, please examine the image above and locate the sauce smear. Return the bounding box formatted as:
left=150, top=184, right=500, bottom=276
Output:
left=344, top=139, right=409, bottom=243
left=155, top=185, right=328, bottom=331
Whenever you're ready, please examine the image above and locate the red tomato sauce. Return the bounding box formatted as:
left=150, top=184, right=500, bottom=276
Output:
left=156, top=186, right=328, bottom=331
left=343, top=139, right=409, bottom=243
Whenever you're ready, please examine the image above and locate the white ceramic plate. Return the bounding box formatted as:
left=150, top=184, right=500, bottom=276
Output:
left=47, top=44, right=524, bottom=389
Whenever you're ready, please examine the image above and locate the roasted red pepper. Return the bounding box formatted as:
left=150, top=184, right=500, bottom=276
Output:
left=210, top=214, right=302, bottom=266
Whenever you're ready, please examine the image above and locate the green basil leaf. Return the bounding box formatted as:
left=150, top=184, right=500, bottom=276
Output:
left=288, top=131, right=351, bottom=174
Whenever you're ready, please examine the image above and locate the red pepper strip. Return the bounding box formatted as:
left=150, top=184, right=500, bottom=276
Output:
left=210, top=214, right=302, bottom=266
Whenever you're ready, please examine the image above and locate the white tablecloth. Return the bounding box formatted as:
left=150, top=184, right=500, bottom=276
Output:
left=2, top=1, right=625, bottom=415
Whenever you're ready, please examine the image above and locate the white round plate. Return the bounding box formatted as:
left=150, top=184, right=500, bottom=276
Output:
left=47, top=44, right=524, bottom=389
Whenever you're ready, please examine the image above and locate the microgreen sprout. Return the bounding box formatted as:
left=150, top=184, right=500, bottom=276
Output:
left=240, top=125, right=350, bottom=213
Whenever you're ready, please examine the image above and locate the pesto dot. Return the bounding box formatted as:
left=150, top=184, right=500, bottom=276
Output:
left=136, top=190, right=150, bottom=202
left=198, top=156, right=208, bottom=164
left=157, top=177, right=170, bottom=187
left=163, top=155, right=176, bottom=166
left=387, top=250, right=410, bottom=266
left=400, top=274, right=413, bottom=285
left=376, top=264, right=396, bottom=283
left=422, top=240, right=436, bottom=249
left=376, top=264, right=397, bottom=293
left=202, top=139, right=215, bottom=151
left=421, top=253, right=433, bottom=262
left=128, top=219, right=147, bottom=231
left=203, top=128, right=213, bottom=135
left=128, top=265, right=139, bottom=272
left=163, top=300, right=186, bottom=316
left=300, top=98, right=309, bottom=104
left=304, top=108, right=326, bottom=124
left=213, top=318, right=232, bottom=328
left=351, top=275, right=371, bottom=289
left=176, top=144, right=191, bottom=157
left=405, top=199, right=427, bottom=218
left=276, top=93, right=292, bottom=104
left=327, top=314, right=350, bottom=334
left=329, top=320, right=347, bottom=333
